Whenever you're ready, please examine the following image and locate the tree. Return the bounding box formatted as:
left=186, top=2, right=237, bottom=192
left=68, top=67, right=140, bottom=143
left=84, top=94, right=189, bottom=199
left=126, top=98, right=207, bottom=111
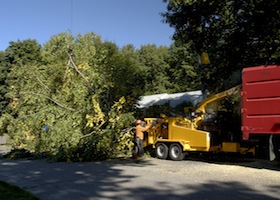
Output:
left=168, top=43, right=200, bottom=92
left=0, top=51, right=10, bottom=116
left=42, top=33, right=74, bottom=65
left=5, top=39, right=42, bottom=66
left=102, top=43, right=145, bottom=110
left=163, top=0, right=280, bottom=92
left=136, top=44, right=172, bottom=94
left=2, top=33, right=136, bottom=161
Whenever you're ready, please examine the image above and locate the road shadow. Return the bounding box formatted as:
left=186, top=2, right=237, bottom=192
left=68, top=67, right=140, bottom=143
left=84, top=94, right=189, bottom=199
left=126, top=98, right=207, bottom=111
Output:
left=0, top=157, right=279, bottom=200
left=92, top=180, right=280, bottom=200
left=0, top=158, right=155, bottom=200
left=183, top=153, right=280, bottom=172
left=178, top=181, right=279, bottom=200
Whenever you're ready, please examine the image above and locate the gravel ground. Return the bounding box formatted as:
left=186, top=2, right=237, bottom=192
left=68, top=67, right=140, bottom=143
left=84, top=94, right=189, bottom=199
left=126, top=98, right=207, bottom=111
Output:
left=0, top=154, right=279, bottom=200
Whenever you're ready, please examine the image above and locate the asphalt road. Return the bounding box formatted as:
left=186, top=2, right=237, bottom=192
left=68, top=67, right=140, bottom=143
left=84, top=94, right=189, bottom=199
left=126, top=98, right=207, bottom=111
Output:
left=0, top=157, right=279, bottom=200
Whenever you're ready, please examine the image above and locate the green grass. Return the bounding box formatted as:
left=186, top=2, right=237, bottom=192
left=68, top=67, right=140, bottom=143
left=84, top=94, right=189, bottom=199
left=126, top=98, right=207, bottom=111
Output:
left=0, top=181, right=39, bottom=200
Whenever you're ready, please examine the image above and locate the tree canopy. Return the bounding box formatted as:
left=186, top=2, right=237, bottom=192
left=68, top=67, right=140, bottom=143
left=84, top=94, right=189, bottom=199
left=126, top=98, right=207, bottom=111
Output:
left=1, top=31, right=199, bottom=161
left=0, top=52, right=9, bottom=115
left=163, top=0, right=280, bottom=91
left=0, top=33, right=147, bottom=161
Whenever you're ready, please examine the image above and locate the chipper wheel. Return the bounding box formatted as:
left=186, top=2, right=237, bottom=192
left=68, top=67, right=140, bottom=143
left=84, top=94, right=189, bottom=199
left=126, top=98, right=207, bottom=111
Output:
left=155, top=143, right=168, bottom=159
left=169, top=143, right=184, bottom=161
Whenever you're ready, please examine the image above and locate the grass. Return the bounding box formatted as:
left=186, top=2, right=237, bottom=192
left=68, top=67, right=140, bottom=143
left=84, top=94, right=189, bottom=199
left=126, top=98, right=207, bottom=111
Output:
left=0, top=181, right=39, bottom=200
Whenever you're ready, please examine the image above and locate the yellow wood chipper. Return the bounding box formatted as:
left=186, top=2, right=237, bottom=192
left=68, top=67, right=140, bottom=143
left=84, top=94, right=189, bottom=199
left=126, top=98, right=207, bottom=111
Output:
left=142, top=85, right=255, bottom=161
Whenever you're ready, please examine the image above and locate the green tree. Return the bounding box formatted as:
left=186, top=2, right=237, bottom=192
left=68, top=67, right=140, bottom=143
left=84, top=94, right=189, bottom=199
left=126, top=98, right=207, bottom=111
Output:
left=4, top=39, right=43, bottom=116
left=0, top=52, right=10, bottom=116
left=136, top=44, right=172, bottom=94
left=168, top=43, right=200, bottom=92
left=42, top=33, right=74, bottom=65
left=163, top=0, right=280, bottom=92
left=5, top=39, right=42, bottom=66
left=2, top=33, right=136, bottom=161
left=102, top=43, right=145, bottom=110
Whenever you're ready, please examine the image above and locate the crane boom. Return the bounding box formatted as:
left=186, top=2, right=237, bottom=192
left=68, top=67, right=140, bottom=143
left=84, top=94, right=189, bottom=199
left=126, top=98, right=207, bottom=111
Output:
left=196, top=85, right=241, bottom=114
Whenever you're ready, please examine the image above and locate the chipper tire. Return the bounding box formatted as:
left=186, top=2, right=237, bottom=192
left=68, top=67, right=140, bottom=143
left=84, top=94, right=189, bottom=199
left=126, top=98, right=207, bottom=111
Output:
left=169, top=143, right=184, bottom=161
left=155, top=143, right=168, bottom=159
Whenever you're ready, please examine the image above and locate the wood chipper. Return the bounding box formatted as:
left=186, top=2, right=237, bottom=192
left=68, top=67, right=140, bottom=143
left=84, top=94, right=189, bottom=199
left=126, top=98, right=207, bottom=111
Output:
left=142, top=85, right=255, bottom=161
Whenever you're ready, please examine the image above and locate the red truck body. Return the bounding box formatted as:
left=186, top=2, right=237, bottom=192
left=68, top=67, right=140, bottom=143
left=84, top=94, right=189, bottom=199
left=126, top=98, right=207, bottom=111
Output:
left=241, top=65, right=280, bottom=140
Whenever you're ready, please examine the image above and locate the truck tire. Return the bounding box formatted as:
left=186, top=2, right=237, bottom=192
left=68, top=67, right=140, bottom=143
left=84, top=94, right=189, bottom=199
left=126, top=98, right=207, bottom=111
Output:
left=155, top=143, right=168, bottom=159
left=169, top=143, right=184, bottom=161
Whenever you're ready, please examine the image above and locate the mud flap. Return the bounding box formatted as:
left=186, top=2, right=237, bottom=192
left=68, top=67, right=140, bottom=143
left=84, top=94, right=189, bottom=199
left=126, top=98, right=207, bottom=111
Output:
left=269, top=134, right=276, bottom=161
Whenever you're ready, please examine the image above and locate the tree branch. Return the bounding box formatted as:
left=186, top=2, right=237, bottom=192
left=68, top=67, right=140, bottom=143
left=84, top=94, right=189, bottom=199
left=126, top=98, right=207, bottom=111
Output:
left=22, top=92, right=78, bottom=112
left=64, top=60, right=70, bottom=81
left=33, top=73, right=52, bottom=93
left=67, top=53, right=90, bottom=85
left=16, top=107, right=50, bottom=120
left=79, top=120, right=107, bottom=139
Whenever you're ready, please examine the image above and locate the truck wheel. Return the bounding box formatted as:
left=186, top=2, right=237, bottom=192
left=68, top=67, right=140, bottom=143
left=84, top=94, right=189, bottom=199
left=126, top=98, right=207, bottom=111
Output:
left=169, top=143, right=184, bottom=161
left=155, top=143, right=168, bottom=159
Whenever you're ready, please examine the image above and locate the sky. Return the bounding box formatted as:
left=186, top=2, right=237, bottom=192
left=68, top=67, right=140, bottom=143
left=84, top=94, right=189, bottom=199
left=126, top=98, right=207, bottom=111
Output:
left=0, top=0, right=174, bottom=51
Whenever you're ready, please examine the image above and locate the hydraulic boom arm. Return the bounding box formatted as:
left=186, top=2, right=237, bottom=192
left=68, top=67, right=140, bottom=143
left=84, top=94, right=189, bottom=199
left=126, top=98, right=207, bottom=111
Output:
left=196, top=85, right=241, bottom=114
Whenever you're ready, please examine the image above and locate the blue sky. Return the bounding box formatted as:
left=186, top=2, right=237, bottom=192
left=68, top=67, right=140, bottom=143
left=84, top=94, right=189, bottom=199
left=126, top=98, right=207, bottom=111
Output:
left=0, top=0, right=174, bottom=51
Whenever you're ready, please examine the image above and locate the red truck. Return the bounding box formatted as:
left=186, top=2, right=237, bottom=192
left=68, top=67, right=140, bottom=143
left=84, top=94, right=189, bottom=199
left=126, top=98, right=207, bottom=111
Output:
left=241, top=65, right=280, bottom=160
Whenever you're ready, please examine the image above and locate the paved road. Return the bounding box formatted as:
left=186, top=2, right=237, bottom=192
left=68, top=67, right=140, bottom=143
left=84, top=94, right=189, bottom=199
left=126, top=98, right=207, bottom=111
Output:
left=0, top=157, right=279, bottom=200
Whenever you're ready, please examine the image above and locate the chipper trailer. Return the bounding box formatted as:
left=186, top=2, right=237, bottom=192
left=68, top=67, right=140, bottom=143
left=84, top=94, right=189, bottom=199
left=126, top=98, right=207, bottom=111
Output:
left=142, top=85, right=255, bottom=161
